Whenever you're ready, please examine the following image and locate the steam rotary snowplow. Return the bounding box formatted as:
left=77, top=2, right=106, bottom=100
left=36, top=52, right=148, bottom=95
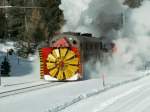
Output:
left=39, top=34, right=82, bottom=81
left=39, top=32, right=115, bottom=81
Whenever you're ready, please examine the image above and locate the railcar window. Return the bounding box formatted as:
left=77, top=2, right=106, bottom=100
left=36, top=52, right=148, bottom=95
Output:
left=100, top=42, right=103, bottom=49
left=73, top=40, right=77, bottom=45
left=52, top=41, right=55, bottom=43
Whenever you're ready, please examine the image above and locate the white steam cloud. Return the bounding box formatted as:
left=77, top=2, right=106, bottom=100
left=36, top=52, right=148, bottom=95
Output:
left=60, top=0, right=124, bottom=37
left=60, top=0, right=150, bottom=79
left=115, top=0, right=150, bottom=71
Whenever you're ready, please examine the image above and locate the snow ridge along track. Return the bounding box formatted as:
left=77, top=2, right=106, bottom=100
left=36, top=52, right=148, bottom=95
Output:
left=46, top=73, right=150, bottom=112
left=0, top=82, right=64, bottom=98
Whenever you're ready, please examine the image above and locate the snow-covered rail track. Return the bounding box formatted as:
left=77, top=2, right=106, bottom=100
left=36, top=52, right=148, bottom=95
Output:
left=0, top=82, right=64, bottom=98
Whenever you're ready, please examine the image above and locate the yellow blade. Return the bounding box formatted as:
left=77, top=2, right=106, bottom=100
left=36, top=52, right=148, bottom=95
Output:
left=46, top=63, right=56, bottom=69
left=67, top=65, right=79, bottom=73
left=64, top=69, right=74, bottom=79
left=60, top=48, right=68, bottom=58
left=52, top=49, right=60, bottom=58
left=57, top=70, right=64, bottom=80
left=64, top=50, right=75, bottom=60
left=65, top=58, right=79, bottom=65
left=47, top=54, right=56, bottom=62
left=49, top=68, right=58, bottom=77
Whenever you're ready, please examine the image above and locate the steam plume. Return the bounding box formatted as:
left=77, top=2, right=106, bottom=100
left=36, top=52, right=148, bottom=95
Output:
left=60, top=0, right=124, bottom=37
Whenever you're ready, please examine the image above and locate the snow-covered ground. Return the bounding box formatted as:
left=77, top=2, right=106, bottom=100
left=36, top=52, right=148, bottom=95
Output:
left=0, top=72, right=149, bottom=112
left=60, top=73, right=150, bottom=112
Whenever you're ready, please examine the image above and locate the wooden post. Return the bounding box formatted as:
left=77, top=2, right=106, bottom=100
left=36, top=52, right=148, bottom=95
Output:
left=102, top=74, right=105, bottom=88
left=18, top=56, right=20, bottom=64
left=0, top=67, right=1, bottom=86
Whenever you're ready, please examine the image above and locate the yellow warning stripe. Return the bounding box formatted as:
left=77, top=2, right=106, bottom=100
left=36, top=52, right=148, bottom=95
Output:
left=39, top=49, right=44, bottom=79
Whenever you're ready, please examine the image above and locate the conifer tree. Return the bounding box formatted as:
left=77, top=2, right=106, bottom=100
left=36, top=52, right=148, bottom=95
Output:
left=1, top=56, right=11, bottom=76
left=7, top=0, right=64, bottom=42
left=124, top=0, right=143, bottom=8
left=34, top=0, right=65, bottom=42
left=0, top=1, right=7, bottom=39
left=6, top=0, right=64, bottom=57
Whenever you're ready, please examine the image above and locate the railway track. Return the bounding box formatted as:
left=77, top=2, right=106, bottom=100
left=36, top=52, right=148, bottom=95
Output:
left=0, top=82, right=64, bottom=98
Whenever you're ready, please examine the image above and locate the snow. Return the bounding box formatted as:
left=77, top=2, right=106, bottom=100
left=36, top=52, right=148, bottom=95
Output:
left=0, top=42, right=15, bottom=53
left=0, top=42, right=40, bottom=86
left=60, top=74, right=150, bottom=112
left=44, top=74, right=79, bottom=81
left=0, top=70, right=149, bottom=112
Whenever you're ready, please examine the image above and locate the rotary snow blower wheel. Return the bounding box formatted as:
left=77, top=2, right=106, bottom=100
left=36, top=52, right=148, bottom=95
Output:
left=46, top=48, right=79, bottom=80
